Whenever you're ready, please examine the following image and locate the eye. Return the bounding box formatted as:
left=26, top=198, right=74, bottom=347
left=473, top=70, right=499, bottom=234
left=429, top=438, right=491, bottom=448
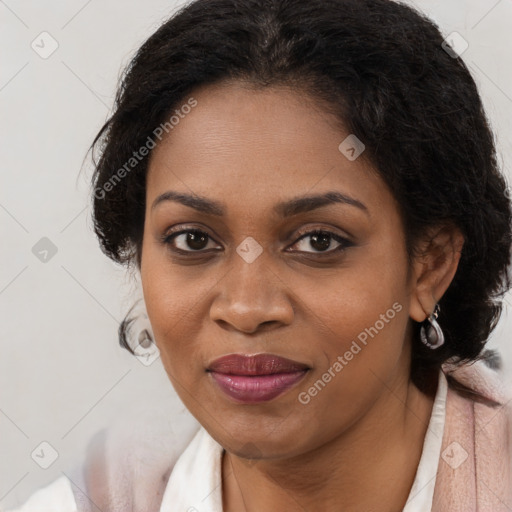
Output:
left=161, top=226, right=353, bottom=257
left=288, top=229, right=353, bottom=254
left=162, top=228, right=221, bottom=253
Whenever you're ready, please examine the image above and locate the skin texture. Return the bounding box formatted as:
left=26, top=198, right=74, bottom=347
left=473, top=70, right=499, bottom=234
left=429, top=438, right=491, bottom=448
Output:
left=140, top=80, right=464, bottom=512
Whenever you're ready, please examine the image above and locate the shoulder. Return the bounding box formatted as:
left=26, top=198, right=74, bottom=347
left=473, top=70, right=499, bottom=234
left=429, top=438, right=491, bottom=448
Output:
left=75, top=404, right=201, bottom=511
left=7, top=405, right=201, bottom=512
left=4, top=475, right=77, bottom=512
left=443, top=355, right=512, bottom=419
left=436, top=357, right=512, bottom=509
left=443, top=356, right=512, bottom=439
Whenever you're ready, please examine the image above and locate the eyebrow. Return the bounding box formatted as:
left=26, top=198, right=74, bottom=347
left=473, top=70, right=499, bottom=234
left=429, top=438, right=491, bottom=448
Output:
left=151, top=190, right=369, bottom=217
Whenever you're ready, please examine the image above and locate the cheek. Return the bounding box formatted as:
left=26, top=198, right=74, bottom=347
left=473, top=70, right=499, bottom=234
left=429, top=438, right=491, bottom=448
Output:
left=306, top=246, right=408, bottom=342
left=140, top=244, right=200, bottom=374
left=299, top=232, right=411, bottom=386
left=302, top=274, right=408, bottom=382
left=140, top=239, right=232, bottom=387
left=291, top=263, right=410, bottom=444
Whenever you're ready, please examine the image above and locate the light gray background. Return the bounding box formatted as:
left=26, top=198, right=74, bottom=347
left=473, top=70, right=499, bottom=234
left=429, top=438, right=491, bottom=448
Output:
left=1, top=0, right=512, bottom=509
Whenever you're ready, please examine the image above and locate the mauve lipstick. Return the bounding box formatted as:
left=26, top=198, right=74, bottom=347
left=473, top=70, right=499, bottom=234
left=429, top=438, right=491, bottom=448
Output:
left=206, top=353, right=310, bottom=403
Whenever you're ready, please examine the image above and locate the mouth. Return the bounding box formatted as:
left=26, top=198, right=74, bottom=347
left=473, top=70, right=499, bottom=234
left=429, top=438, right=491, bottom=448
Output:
left=206, top=353, right=310, bottom=403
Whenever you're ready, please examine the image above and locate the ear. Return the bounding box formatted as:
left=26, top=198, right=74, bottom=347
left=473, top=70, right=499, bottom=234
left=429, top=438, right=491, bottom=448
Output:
left=408, top=223, right=465, bottom=322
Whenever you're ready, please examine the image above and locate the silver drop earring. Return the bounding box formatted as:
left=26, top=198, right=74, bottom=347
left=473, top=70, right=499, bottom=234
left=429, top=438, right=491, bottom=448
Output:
left=420, top=303, right=444, bottom=349
left=138, top=328, right=154, bottom=349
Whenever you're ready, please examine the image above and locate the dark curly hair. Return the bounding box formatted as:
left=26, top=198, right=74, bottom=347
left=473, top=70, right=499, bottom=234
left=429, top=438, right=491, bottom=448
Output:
left=90, top=0, right=512, bottom=391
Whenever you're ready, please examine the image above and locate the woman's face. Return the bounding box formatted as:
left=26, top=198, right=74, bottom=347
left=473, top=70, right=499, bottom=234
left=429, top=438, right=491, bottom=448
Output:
left=141, top=81, right=418, bottom=459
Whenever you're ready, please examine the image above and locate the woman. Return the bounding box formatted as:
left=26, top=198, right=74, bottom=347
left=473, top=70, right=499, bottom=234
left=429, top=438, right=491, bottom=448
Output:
left=10, top=0, right=512, bottom=510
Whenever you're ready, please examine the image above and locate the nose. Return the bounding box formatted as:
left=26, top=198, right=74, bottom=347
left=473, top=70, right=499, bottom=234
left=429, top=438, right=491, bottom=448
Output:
left=209, top=251, right=294, bottom=334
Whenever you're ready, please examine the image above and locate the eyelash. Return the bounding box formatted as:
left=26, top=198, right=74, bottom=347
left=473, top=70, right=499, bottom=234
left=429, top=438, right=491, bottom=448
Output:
left=161, top=225, right=354, bottom=257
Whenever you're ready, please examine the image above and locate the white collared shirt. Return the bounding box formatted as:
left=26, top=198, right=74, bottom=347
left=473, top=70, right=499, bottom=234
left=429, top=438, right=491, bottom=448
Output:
left=160, top=369, right=448, bottom=512
left=8, top=371, right=448, bottom=512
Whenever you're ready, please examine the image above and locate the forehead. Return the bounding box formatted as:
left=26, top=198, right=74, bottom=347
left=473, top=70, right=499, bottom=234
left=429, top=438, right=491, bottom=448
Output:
left=146, top=81, right=394, bottom=217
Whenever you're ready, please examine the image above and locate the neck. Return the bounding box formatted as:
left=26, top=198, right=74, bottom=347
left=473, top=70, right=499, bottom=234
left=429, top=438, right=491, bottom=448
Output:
left=222, top=367, right=438, bottom=512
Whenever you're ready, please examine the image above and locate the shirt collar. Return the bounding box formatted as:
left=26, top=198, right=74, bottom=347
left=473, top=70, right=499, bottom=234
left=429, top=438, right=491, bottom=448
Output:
left=160, top=425, right=224, bottom=512
left=160, top=369, right=448, bottom=512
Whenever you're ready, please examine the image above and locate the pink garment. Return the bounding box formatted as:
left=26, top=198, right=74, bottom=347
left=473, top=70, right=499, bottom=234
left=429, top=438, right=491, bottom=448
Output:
left=67, top=360, right=512, bottom=512
left=432, top=360, right=512, bottom=511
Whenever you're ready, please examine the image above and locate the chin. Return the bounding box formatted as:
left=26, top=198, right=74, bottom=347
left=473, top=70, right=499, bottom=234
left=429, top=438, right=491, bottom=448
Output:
left=207, top=413, right=315, bottom=459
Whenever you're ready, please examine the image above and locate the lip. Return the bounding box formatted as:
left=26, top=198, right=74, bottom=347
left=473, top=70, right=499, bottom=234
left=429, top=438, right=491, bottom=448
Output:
left=207, top=353, right=310, bottom=403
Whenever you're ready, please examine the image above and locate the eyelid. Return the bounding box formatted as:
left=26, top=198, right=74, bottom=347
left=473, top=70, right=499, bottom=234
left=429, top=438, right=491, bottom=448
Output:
left=161, top=225, right=222, bottom=251
left=161, top=223, right=354, bottom=256
left=285, top=227, right=353, bottom=254
left=291, top=224, right=354, bottom=245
